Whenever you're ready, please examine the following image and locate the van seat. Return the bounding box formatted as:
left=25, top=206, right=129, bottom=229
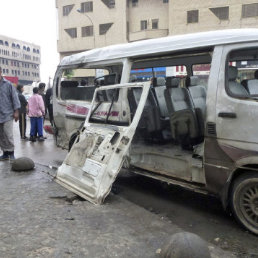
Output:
left=156, top=77, right=166, bottom=86
left=228, top=66, right=249, bottom=97
left=153, top=77, right=168, bottom=118
left=186, top=76, right=207, bottom=135
left=247, top=70, right=258, bottom=95
left=128, top=88, right=161, bottom=136
left=186, top=76, right=207, bottom=115
left=164, top=77, right=199, bottom=148
left=165, top=77, right=191, bottom=113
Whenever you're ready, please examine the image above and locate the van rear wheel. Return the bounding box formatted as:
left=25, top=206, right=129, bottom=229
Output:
left=230, top=172, right=258, bottom=235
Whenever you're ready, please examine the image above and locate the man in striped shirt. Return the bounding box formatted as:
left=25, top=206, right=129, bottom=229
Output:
left=0, top=67, right=20, bottom=160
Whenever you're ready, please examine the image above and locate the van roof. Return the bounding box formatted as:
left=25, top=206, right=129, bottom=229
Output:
left=60, top=29, right=258, bottom=66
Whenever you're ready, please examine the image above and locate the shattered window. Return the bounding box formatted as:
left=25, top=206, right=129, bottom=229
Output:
left=60, top=68, right=107, bottom=101
left=192, top=64, right=211, bottom=87
left=89, top=87, right=143, bottom=126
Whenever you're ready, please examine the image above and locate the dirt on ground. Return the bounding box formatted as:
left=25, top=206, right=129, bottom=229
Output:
left=114, top=171, right=258, bottom=258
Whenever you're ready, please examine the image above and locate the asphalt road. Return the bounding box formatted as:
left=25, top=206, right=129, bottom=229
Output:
left=113, top=171, right=258, bottom=258
left=13, top=120, right=257, bottom=257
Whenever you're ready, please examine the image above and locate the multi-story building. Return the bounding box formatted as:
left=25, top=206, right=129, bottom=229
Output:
left=169, top=0, right=258, bottom=35
left=56, top=0, right=258, bottom=59
left=0, top=35, right=41, bottom=85
left=56, top=0, right=170, bottom=58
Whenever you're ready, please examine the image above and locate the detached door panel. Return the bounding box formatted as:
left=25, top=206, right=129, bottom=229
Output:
left=56, top=83, right=150, bottom=204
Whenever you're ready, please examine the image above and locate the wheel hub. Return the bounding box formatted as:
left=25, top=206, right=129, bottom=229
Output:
left=241, top=184, right=258, bottom=226
left=251, top=197, right=258, bottom=216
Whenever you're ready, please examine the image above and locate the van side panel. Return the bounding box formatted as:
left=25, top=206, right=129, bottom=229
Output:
left=205, top=43, right=258, bottom=207
left=203, top=46, right=233, bottom=196
left=204, top=137, right=234, bottom=195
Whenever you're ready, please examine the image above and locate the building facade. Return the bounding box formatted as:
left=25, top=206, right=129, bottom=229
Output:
left=0, top=35, right=41, bottom=85
left=169, top=0, right=258, bottom=35
left=56, top=0, right=258, bottom=59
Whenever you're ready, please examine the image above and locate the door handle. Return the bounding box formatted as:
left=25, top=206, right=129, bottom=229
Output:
left=218, top=112, right=237, bottom=118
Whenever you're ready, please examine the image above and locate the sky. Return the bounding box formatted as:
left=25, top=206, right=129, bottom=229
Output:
left=0, top=0, right=59, bottom=84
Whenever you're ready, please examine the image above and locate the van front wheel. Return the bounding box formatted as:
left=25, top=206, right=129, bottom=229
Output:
left=230, top=172, right=258, bottom=235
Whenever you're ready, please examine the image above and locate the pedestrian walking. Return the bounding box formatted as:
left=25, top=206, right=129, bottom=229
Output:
left=0, top=67, right=20, bottom=160
left=17, top=84, right=28, bottom=139
left=28, top=87, right=45, bottom=142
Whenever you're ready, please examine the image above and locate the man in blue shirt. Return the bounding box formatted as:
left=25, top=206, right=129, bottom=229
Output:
left=0, top=67, right=20, bottom=160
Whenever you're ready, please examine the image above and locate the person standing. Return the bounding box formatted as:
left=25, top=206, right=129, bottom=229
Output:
left=38, top=82, right=46, bottom=114
left=17, top=84, right=28, bottom=139
left=0, top=67, right=20, bottom=160
left=28, top=87, right=45, bottom=142
left=38, top=82, right=48, bottom=139
left=45, top=87, right=53, bottom=126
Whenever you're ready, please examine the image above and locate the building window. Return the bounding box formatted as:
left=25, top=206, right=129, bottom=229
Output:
left=65, top=28, right=77, bottom=38
left=242, top=3, right=258, bottom=18
left=82, top=26, right=93, bottom=37
left=140, top=20, right=147, bottom=30
left=152, top=19, right=159, bottom=29
left=210, top=6, right=229, bottom=20
left=101, top=0, right=115, bottom=8
left=132, top=0, right=138, bottom=7
left=187, top=10, right=199, bottom=23
left=127, top=21, right=129, bottom=40
left=99, top=23, right=113, bottom=35
left=108, top=0, right=115, bottom=8
left=163, top=0, right=169, bottom=3
left=63, top=5, right=74, bottom=16
left=81, top=2, right=93, bottom=13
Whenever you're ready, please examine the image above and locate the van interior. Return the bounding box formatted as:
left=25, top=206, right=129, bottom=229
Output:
left=120, top=50, right=212, bottom=185
left=126, top=47, right=258, bottom=184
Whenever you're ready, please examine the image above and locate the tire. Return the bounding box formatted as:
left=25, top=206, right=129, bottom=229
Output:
left=230, top=172, right=258, bottom=235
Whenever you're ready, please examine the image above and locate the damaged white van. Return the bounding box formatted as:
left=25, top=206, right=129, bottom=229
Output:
left=53, top=29, right=258, bottom=234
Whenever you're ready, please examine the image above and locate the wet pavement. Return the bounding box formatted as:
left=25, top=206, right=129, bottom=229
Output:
left=0, top=121, right=237, bottom=257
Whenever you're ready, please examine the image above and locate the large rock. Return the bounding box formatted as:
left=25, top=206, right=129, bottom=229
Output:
left=160, top=232, right=211, bottom=258
left=12, top=157, right=35, bottom=172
